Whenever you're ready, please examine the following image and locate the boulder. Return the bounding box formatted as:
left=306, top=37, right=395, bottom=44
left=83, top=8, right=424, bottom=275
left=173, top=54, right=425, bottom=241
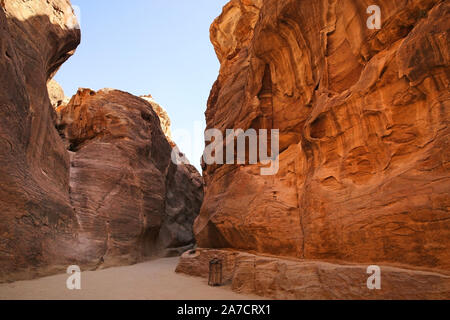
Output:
left=47, top=79, right=69, bottom=108
left=0, top=0, right=203, bottom=281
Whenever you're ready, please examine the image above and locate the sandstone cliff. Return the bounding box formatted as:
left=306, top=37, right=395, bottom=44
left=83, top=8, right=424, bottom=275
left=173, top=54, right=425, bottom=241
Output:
left=0, top=0, right=81, bottom=281
left=0, top=0, right=203, bottom=282
left=180, top=0, right=450, bottom=299
left=48, top=79, right=69, bottom=108
left=56, top=88, right=203, bottom=267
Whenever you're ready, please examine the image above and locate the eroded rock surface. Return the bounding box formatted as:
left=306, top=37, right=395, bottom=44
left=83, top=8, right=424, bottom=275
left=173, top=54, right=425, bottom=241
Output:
left=47, top=79, right=69, bottom=108
left=0, top=0, right=81, bottom=281
left=177, top=249, right=450, bottom=300
left=140, top=95, right=174, bottom=147
left=56, top=88, right=203, bottom=267
left=187, top=0, right=450, bottom=298
left=0, top=0, right=203, bottom=282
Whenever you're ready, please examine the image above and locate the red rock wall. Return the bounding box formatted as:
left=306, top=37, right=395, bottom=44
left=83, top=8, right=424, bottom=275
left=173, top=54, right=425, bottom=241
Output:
left=196, top=0, right=450, bottom=274
left=57, top=89, right=203, bottom=268
left=0, top=0, right=81, bottom=280
left=0, top=0, right=203, bottom=281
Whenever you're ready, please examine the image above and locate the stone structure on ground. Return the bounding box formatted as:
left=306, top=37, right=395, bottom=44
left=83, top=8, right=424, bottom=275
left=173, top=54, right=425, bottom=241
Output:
left=177, top=0, right=450, bottom=299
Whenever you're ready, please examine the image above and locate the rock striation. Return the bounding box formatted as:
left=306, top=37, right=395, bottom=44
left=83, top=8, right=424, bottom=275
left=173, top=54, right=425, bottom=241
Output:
left=140, top=95, right=174, bottom=146
left=0, top=0, right=81, bottom=281
left=56, top=88, right=203, bottom=267
left=0, top=0, right=203, bottom=282
left=179, top=0, right=450, bottom=299
left=48, top=79, right=69, bottom=108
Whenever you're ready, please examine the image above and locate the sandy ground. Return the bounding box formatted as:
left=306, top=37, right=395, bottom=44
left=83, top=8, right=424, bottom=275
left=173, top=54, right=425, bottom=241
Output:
left=0, top=258, right=264, bottom=300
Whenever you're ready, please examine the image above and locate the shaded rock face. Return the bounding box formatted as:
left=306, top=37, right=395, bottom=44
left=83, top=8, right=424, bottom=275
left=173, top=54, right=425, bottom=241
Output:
left=57, top=88, right=203, bottom=267
left=0, top=0, right=203, bottom=281
left=0, top=0, right=81, bottom=281
left=195, top=0, right=450, bottom=279
left=140, top=95, right=174, bottom=147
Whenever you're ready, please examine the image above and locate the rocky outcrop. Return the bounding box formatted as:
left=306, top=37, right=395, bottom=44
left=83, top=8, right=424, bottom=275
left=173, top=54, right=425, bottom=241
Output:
left=0, top=0, right=203, bottom=282
left=140, top=95, right=174, bottom=146
left=177, top=249, right=450, bottom=300
left=47, top=79, right=69, bottom=108
left=56, top=88, right=203, bottom=267
left=181, top=0, right=450, bottom=299
left=0, top=0, right=81, bottom=281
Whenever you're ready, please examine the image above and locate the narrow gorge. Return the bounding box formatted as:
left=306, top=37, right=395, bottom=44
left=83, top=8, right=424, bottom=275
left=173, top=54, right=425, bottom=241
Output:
left=0, top=0, right=449, bottom=300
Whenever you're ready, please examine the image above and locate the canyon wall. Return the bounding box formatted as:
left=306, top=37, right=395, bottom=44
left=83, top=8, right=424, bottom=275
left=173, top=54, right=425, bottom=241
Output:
left=56, top=88, right=203, bottom=267
left=0, top=0, right=81, bottom=281
left=0, top=0, right=203, bottom=282
left=181, top=0, right=450, bottom=298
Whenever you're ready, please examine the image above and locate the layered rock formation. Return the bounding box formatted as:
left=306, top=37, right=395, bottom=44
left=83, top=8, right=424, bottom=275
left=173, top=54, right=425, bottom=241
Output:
left=177, top=249, right=450, bottom=299
left=179, top=0, right=450, bottom=299
left=0, top=0, right=203, bottom=282
left=56, top=88, right=203, bottom=267
left=48, top=79, right=69, bottom=108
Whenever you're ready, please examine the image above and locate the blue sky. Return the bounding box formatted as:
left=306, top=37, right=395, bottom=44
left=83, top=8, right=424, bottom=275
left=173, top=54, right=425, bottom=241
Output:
left=55, top=0, right=229, bottom=170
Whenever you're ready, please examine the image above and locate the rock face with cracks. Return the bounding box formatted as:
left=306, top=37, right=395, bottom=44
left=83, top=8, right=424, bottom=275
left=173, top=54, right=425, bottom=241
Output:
left=181, top=0, right=450, bottom=299
left=0, top=0, right=203, bottom=282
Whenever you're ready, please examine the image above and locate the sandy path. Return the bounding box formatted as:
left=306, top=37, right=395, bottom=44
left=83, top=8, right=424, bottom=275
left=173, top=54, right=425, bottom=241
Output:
left=0, top=258, right=264, bottom=300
